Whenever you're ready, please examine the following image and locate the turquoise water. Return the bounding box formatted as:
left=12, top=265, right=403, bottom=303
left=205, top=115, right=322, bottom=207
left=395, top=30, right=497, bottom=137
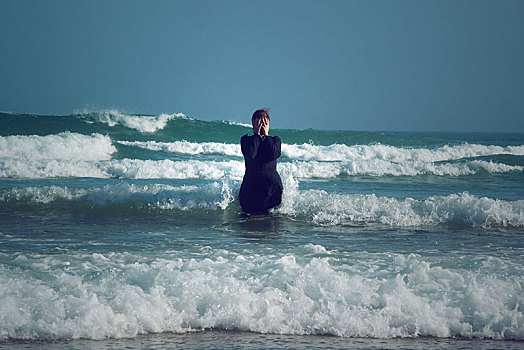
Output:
left=0, top=111, right=523, bottom=346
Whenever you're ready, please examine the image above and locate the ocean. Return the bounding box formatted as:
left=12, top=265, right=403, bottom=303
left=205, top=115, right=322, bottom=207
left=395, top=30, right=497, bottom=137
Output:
left=0, top=111, right=523, bottom=349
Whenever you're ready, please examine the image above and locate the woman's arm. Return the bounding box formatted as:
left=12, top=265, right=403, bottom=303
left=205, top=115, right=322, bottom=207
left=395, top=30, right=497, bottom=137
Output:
left=264, top=136, right=281, bottom=161
left=241, top=134, right=261, bottom=160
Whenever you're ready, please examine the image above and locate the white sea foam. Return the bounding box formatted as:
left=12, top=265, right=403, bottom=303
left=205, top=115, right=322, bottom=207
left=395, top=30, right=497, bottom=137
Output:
left=120, top=140, right=524, bottom=162
left=105, top=156, right=519, bottom=180
left=0, top=182, right=236, bottom=211
left=101, top=159, right=246, bottom=180
left=88, top=182, right=235, bottom=210
left=0, top=157, right=521, bottom=179
left=0, top=158, right=244, bottom=180
left=279, top=159, right=523, bottom=177
left=278, top=175, right=524, bottom=227
left=0, top=159, right=111, bottom=179
left=0, top=132, right=524, bottom=180
left=0, top=251, right=522, bottom=340
left=1, top=133, right=521, bottom=179
left=118, top=140, right=243, bottom=157
left=2, top=182, right=523, bottom=228
left=282, top=142, right=524, bottom=162
left=0, top=132, right=117, bottom=178
left=78, top=110, right=188, bottom=133
left=221, top=120, right=252, bottom=128
left=0, top=186, right=89, bottom=204
left=0, top=132, right=116, bottom=161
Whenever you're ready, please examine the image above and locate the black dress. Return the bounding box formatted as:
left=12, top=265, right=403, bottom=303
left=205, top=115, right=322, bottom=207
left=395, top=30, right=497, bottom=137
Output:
left=239, top=134, right=283, bottom=214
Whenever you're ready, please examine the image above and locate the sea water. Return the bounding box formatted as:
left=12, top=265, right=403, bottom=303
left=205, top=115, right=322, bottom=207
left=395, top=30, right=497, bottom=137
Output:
left=0, top=111, right=523, bottom=348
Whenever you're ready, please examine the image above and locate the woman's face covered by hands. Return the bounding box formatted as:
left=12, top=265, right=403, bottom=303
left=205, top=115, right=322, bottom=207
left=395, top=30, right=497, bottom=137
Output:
left=253, top=116, right=269, bottom=136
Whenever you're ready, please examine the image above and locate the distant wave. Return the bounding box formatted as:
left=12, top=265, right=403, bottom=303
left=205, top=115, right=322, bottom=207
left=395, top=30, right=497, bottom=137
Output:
left=0, top=132, right=115, bottom=161
left=3, top=131, right=522, bottom=164
left=220, top=120, right=251, bottom=128
left=284, top=159, right=522, bottom=177
left=1, top=157, right=521, bottom=179
left=4, top=111, right=523, bottom=147
left=0, top=132, right=117, bottom=178
left=76, top=110, right=189, bottom=133
left=75, top=110, right=250, bottom=133
left=119, top=139, right=524, bottom=162
left=118, top=140, right=242, bottom=157
left=1, top=133, right=522, bottom=179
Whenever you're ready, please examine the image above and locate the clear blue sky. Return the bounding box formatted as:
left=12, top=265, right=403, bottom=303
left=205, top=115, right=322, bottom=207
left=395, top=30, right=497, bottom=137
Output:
left=1, top=0, right=523, bottom=132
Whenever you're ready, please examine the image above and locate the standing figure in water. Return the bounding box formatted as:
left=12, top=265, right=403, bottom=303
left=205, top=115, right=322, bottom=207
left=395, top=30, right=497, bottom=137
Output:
left=239, top=109, right=283, bottom=214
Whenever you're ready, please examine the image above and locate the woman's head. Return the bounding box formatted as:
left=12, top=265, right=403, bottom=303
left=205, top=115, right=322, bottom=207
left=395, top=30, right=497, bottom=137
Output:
left=251, top=108, right=270, bottom=136
left=252, top=108, right=270, bottom=123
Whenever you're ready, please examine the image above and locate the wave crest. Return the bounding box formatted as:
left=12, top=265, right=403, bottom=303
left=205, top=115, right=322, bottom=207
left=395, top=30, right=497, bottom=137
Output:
left=0, top=182, right=236, bottom=211
left=0, top=132, right=115, bottom=161
left=120, top=139, right=524, bottom=162
left=0, top=251, right=522, bottom=340
left=0, top=158, right=521, bottom=180
left=77, top=110, right=189, bottom=133
left=2, top=182, right=523, bottom=228
left=279, top=175, right=524, bottom=227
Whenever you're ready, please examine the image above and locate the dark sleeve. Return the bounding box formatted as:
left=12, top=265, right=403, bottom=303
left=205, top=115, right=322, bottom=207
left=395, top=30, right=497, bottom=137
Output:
left=241, top=134, right=261, bottom=160
left=264, top=136, right=282, bottom=161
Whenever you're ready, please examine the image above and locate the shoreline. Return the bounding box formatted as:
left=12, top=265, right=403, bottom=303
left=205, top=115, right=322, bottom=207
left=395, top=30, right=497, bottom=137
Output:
left=2, top=330, right=523, bottom=350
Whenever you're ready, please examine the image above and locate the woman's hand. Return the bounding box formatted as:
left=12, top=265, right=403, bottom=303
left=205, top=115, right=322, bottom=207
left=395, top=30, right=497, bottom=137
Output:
left=252, top=117, right=269, bottom=136
left=260, top=118, right=269, bottom=136
left=253, top=118, right=262, bottom=135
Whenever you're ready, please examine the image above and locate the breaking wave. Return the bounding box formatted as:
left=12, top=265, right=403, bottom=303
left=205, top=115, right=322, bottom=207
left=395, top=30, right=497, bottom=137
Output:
left=1, top=158, right=522, bottom=180
left=278, top=175, right=524, bottom=227
left=2, top=182, right=523, bottom=228
left=120, top=140, right=524, bottom=162
left=0, top=132, right=115, bottom=161
left=0, top=182, right=236, bottom=212
left=76, top=110, right=189, bottom=133
left=1, top=133, right=522, bottom=179
left=0, top=250, right=522, bottom=340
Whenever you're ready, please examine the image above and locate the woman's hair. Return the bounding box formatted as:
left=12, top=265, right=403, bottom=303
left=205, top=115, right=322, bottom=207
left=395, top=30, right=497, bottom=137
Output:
left=252, top=108, right=270, bottom=122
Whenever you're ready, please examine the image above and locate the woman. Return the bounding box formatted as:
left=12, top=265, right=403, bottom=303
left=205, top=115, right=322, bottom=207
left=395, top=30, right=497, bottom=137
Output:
left=239, top=109, right=283, bottom=214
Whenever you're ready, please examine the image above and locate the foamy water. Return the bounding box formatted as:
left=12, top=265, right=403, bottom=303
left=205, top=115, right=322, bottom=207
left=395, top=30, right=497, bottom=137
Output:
left=1, top=182, right=523, bottom=228
left=1, top=133, right=522, bottom=179
left=1, top=249, right=522, bottom=340
left=118, top=139, right=524, bottom=161
left=77, top=110, right=189, bottom=133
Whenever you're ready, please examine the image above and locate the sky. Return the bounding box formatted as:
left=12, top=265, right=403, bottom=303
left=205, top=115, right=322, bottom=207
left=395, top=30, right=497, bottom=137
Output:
left=1, top=0, right=523, bottom=132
